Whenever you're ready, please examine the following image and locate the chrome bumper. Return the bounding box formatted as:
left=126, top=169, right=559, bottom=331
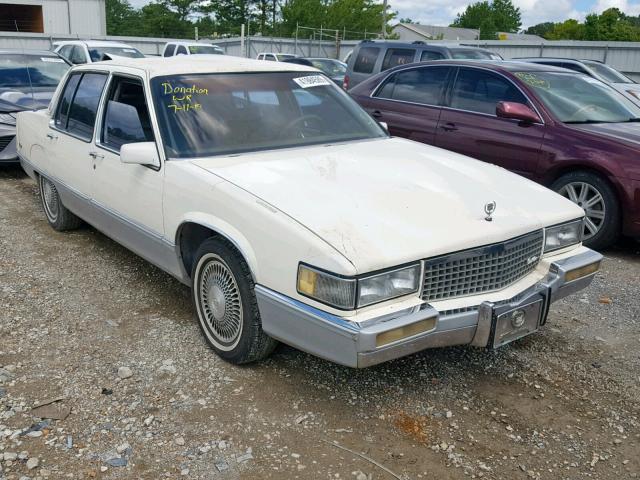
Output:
left=256, top=248, right=603, bottom=368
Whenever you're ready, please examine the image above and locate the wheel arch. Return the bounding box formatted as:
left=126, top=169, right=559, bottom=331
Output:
left=543, top=162, right=625, bottom=208
left=175, top=216, right=259, bottom=282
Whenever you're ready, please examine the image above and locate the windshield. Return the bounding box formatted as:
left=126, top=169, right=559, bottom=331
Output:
left=515, top=71, right=640, bottom=123
left=309, top=59, right=346, bottom=77
left=151, top=72, right=386, bottom=158
left=450, top=49, right=493, bottom=60
left=189, top=45, right=223, bottom=55
left=0, top=54, right=68, bottom=89
left=582, top=61, right=634, bottom=84
left=276, top=54, right=296, bottom=61
left=89, top=47, right=144, bottom=62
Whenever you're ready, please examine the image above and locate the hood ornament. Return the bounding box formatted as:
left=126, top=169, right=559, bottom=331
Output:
left=484, top=201, right=497, bottom=222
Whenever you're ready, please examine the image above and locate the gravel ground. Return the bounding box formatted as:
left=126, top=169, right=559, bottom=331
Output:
left=1, top=166, right=639, bottom=480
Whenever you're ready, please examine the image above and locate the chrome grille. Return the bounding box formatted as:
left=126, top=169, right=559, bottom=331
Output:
left=0, top=135, right=14, bottom=153
left=422, top=230, right=544, bottom=302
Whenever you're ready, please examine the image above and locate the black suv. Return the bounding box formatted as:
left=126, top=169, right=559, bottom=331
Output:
left=344, top=40, right=500, bottom=89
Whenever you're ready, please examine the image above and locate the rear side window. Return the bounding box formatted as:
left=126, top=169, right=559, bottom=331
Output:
left=450, top=68, right=527, bottom=115
left=421, top=50, right=444, bottom=61
left=65, top=73, right=108, bottom=140
left=164, top=44, right=175, bottom=57
left=353, top=47, right=380, bottom=74
left=382, top=48, right=415, bottom=71
left=54, top=73, right=81, bottom=128
left=376, top=67, right=451, bottom=105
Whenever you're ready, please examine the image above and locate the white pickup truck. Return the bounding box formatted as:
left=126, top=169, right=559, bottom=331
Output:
left=16, top=55, right=602, bottom=367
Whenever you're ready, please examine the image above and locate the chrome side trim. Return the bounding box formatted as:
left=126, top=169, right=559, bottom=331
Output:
left=21, top=155, right=188, bottom=285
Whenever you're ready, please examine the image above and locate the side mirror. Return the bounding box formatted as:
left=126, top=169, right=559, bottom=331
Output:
left=496, top=101, right=541, bottom=124
left=120, top=142, right=160, bottom=168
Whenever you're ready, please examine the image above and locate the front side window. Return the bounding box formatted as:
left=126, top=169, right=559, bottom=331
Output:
left=69, top=46, right=87, bottom=64
left=382, top=48, right=415, bottom=71
left=515, top=71, right=640, bottom=123
left=353, top=47, right=380, bottom=74
left=101, top=76, right=154, bottom=152
left=309, top=59, right=346, bottom=77
left=64, top=73, right=108, bottom=140
left=151, top=72, right=386, bottom=158
left=189, top=45, right=223, bottom=55
left=163, top=44, right=176, bottom=57
left=421, top=50, right=444, bottom=61
left=376, top=67, right=451, bottom=105
left=450, top=49, right=493, bottom=60
left=582, top=61, right=634, bottom=84
left=450, top=68, right=527, bottom=115
left=89, top=47, right=144, bottom=62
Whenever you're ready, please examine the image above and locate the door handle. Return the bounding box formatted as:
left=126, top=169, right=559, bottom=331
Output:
left=371, top=110, right=383, bottom=119
left=441, top=122, right=458, bottom=132
left=89, top=151, right=104, bottom=160
left=46, top=133, right=58, bottom=140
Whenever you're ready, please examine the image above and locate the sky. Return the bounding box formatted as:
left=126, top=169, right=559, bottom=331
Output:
left=126, top=0, right=640, bottom=30
left=391, top=0, right=640, bottom=28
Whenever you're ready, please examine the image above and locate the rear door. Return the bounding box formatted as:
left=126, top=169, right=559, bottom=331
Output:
left=359, top=65, right=452, bottom=145
left=48, top=71, right=108, bottom=197
left=348, top=45, right=381, bottom=88
left=435, top=67, right=545, bottom=178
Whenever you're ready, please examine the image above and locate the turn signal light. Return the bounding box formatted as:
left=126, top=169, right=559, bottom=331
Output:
left=565, top=261, right=601, bottom=282
left=376, top=317, right=436, bottom=348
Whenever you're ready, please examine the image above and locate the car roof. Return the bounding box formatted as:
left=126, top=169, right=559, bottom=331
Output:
left=54, top=40, right=136, bottom=48
left=75, top=54, right=315, bottom=77
left=383, top=59, right=575, bottom=75
left=0, top=48, right=62, bottom=56
left=355, top=40, right=489, bottom=50
left=167, top=41, right=221, bottom=47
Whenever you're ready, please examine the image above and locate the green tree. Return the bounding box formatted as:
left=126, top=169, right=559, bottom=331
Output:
left=162, top=0, right=200, bottom=21
left=202, top=0, right=257, bottom=36
left=525, top=21, right=555, bottom=37
left=547, top=19, right=585, bottom=40
left=105, top=0, right=141, bottom=36
left=479, top=18, right=498, bottom=39
left=139, top=2, right=191, bottom=37
left=451, top=0, right=521, bottom=33
left=584, top=8, right=640, bottom=41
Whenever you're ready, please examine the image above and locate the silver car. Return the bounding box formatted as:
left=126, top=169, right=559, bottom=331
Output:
left=1, top=49, right=69, bottom=164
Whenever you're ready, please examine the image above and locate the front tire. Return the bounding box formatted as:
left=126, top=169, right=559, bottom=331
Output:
left=38, top=175, right=82, bottom=231
left=192, top=238, right=277, bottom=364
left=551, top=171, right=620, bottom=250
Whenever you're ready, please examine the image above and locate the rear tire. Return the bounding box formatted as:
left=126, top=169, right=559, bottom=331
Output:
left=551, top=171, right=620, bottom=250
left=38, top=175, right=82, bottom=231
left=192, top=238, right=277, bottom=364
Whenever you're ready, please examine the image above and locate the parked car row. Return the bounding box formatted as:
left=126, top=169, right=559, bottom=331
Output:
left=13, top=53, right=604, bottom=369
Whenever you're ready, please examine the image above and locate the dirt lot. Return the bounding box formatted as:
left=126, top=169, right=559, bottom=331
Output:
left=1, top=165, right=639, bottom=480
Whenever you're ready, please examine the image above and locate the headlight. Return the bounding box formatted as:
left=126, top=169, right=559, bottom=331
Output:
left=357, top=264, right=421, bottom=307
left=0, top=113, right=16, bottom=126
left=544, top=219, right=583, bottom=253
left=297, top=263, right=421, bottom=310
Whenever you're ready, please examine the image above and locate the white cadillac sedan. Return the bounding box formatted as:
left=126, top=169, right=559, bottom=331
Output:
left=16, top=55, right=602, bottom=368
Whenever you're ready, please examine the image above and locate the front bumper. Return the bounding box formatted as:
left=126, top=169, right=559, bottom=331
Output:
left=257, top=248, right=603, bottom=368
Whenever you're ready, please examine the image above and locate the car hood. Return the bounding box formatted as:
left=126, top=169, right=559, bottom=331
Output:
left=569, top=121, right=640, bottom=145
left=191, top=138, right=583, bottom=273
left=0, top=87, right=56, bottom=111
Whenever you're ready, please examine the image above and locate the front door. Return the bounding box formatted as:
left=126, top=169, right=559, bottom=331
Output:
left=360, top=65, right=452, bottom=145
left=435, top=67, right=545, bottom=179
left=90, top=74, right=167, bottom=267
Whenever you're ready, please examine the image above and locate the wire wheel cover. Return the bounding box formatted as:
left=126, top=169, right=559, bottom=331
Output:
left=41, top=178, right=60, bottom=221
left=199, top=258, right=243, bottom=345
left=559, top=182, right=606, bottom=240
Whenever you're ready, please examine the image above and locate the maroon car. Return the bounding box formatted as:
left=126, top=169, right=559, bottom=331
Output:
left=350, top=60, right=640, bottom=249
